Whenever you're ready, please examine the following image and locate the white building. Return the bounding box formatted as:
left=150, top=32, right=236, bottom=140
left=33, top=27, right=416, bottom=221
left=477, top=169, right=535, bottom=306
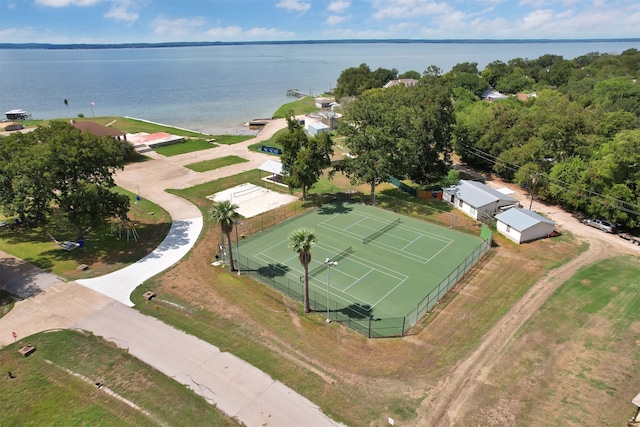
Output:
left=495, top=207, right=556, bottom=244
left=443, top=180, right=518, bottom=220
left=306, top=121, right=330, bottom=136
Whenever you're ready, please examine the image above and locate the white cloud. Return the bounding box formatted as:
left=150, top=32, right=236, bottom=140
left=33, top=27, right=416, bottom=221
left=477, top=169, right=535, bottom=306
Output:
left=104, top=0, right=138, bottom=24
left=322, top=28, right=391, bottom=39
left=276, top=0, right=311, bottom=13
left=245, top=27, right=295, bottom=38
left=328, top=0, right=350, bottom=13
left=204, top=26, right=243, bottom=39
left=518, top=0, right=551, bottom=7
left=0, top=26, right=39, bottom=40
left=153, top=17, right=207, bottom=37
left=371, top=0, right=455, bottom=20
left=35, top=0, right=100, bottom=6
left=326, top=15, right=349, bottom=25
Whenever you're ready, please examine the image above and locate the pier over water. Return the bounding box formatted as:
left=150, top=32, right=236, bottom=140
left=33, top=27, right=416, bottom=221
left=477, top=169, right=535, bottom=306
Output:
left=286, top=89, right=310, bottom=98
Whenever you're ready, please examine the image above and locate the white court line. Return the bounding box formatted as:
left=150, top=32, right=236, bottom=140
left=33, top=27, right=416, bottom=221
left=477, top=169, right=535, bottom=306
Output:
left=343, top=269, right=373, bottom=292
left=330, top=250, right=409, bottom=309
left=350, top=211, right=454, bottom=244
left=402, top=234, right=423, bottom=250
left=345, top=217, right=367, bottom=230
left=320, top=211, right=453, bottom=264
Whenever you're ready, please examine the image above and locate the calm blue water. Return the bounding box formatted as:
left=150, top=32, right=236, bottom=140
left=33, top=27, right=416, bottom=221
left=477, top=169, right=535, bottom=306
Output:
left=1, top=41, right=638, bottom=134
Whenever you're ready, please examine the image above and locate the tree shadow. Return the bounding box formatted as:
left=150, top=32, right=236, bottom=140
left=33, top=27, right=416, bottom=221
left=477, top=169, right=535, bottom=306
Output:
left=336, top=303, right=372, bottom=320
left=317, top=199, right=354, bottom=215
left=255, top=263, right=290, bottom=278
left=0, top=256, right=63, bottom=299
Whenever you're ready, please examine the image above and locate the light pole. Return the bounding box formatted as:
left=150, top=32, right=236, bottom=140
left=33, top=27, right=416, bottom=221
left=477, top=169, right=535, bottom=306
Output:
left=235, top=220, right=242, bottom=275
left=325, top=258, right=337, bottom=323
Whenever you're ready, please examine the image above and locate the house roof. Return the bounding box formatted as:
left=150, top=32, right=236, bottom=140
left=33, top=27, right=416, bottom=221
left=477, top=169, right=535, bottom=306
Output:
left=455, top=180, right=517, bottom=208
left=259, top=159, right=284, bottom=176
left=127, top=132, right=183, bottom=145
left=307, top=121, right=330, bottom=130
left=70, top=120, right=126, bottom=138
left=383, top=78, right=418, bottom=88
left=495, top=207, right=555, bottom=231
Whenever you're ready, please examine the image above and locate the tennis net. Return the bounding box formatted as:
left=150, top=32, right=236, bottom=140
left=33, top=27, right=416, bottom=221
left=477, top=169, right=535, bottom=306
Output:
left=299, top=246, right=352, bottom=283
left=363, top=217, right=401, bottom=244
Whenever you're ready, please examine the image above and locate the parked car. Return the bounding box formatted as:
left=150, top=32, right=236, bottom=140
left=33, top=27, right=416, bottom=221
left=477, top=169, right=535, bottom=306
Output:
left=582, top=218, right=617, bottom=233
left=4, top=123, right=24, bottom=131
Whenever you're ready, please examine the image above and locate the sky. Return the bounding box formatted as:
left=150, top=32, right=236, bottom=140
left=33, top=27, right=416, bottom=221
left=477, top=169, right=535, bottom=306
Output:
left=0, top=0, right=638, bottom=44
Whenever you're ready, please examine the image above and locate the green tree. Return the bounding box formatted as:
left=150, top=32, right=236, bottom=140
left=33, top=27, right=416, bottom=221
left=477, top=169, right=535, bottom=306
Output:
left=547, top=157, right=589, bottom=210
left=451, top=62, right=479, bottom=74
left=288, top=228, right=316, bottom=314
left=0, top=121, right=130, bottom=239
left=441, top=169, right=460, bottom=187
left=495, top=72, right=530, bottom=94
left=334, top=63, right=397, bottom=100
left=402, top=81, right=455, bottom=184
left=481, top=60, right=510, bottom=88
left=452, top=72, right=489, bottom=97
left=338, top=87, right=407, bottom=204
left=398, top=70, right=421, bottom=79
left=278, top=114, right=333, bottom=201
left=210, top=200, right=239, bottom=272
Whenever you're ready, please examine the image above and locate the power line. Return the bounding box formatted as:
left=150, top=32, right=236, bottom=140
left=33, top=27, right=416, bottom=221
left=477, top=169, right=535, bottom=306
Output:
left=461, top=144, right=640, bottom=217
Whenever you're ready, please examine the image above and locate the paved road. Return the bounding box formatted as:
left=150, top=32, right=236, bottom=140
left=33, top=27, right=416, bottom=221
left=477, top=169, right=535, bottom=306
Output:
left=0, top=118, right=346, bottom=426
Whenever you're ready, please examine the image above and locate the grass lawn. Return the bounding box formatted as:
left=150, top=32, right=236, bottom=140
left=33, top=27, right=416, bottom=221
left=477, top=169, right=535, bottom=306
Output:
left=248, top=128, right=287, bottom=154
left=20, top=117, right=254, bottom=146
left=0, top=330, right=240, bottom=426
left=212, top=135, right=254, bottom=145
left=463, top=255, right=640, bottom=425
left=272, top=96, right=321, bottom=118
left=0, top=187, right=171, bottom=279
left=184, top=155, right=249, bottom=172
left=152, top=139, right=216, bottom=156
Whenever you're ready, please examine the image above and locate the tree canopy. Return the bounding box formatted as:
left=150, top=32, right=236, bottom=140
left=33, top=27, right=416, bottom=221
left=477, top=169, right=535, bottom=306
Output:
left=278, top=114, right=333, bottom=201
left=450, top=49, right=640, bottom=230
left=0, top=120, right=130, bottom=239
left=333, top=63, right=400, bottom=100
left=338, top=76, right=454, bottom=204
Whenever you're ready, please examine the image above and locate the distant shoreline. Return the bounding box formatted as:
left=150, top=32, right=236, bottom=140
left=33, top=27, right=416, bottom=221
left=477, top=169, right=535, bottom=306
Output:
left=1, top=38, right=639, bottom=50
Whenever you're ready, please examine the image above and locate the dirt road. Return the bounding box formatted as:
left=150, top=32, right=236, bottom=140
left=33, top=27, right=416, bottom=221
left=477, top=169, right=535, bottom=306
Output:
left=413, top=177, right=639, bottom=426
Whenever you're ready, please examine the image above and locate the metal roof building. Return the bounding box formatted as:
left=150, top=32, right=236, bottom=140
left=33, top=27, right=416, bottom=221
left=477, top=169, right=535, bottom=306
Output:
left=495, top=207, right=556, bottom=244
left=443, top=180, right=517, bottom=220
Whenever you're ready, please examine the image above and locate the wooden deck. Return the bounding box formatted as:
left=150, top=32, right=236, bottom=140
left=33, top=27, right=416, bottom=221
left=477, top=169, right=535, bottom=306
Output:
left=286, top=89, right=310, bottom=98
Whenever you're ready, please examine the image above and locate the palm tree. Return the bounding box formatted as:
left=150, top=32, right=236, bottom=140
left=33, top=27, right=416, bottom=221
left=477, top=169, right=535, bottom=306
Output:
left=210, top=200, right=239, bottom=272
left=289, top=228, right=316, bottom=313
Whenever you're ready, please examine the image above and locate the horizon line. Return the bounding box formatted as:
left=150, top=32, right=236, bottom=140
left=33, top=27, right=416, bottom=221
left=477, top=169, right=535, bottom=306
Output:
left=1, top=38, right=639, bottom=50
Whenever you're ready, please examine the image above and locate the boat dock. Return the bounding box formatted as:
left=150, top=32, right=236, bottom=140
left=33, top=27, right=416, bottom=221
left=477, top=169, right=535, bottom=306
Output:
left=286, top=89, right=311, bottom=98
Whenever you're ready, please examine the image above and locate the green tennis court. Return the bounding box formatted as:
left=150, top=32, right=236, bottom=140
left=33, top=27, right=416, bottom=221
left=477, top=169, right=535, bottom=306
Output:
left=236, top=201, right=489, bottom=336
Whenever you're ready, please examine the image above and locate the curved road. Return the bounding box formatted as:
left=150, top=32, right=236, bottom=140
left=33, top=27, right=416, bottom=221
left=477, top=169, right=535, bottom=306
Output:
left=0, top=118, right=345, bottom=427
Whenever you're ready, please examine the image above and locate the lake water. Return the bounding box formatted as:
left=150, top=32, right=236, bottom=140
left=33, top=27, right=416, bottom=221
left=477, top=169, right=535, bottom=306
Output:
left=1, top=41, right=638, bottom=135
